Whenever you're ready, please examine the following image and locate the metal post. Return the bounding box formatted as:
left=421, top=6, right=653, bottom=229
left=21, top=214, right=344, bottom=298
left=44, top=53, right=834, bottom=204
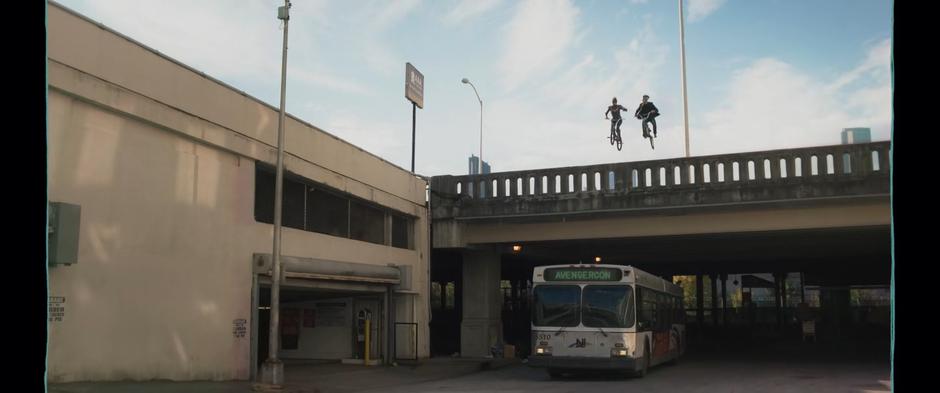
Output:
left=411, top=103, right=416, bottom=173
left=462, top=79, right=483, bottom=176
left=386, top=286, right=395, bottom=365
left=678, top=0, right=691, bottom=157
left=479, top=99, right=483, bottom=175
left=261, top=0, right=290, bottom=386
left=801, top=271, right=806, bottom=304
left=365, top=319, right=371, bottom=365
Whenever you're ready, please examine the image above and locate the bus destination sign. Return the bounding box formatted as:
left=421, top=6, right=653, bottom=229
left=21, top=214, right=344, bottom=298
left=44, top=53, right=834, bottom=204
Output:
left=544, top=267, right=623, bottom=282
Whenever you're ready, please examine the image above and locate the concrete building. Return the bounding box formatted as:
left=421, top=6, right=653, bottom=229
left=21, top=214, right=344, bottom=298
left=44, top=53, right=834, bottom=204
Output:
left=47, top=1, right=430, bottom=383
left=842, top=128, right=872, bottom=144
left=468, top=155, right=491, bottom=175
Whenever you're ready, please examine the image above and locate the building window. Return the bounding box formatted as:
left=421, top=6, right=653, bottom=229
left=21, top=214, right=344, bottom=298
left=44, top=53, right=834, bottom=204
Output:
left=431, top=282, right=443, bottom=310
left=445, top=283, right=456, bottom=309
left=350, top=200, right=385, bottom=245
left=392, top=215, right=412, bottom=249
left=255, top=162, right=414, bottom=249
left=307, top=188, right=349, bottom=237
left=254, top=166, right=275, bottom=224
left=282, top=178, right=307, bottom=230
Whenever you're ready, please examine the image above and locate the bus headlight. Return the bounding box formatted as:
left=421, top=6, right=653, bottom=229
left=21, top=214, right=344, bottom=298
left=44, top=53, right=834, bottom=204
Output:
left=611, top=348, right=629, bottom=357
left=535, top=346, right=553, bottom=355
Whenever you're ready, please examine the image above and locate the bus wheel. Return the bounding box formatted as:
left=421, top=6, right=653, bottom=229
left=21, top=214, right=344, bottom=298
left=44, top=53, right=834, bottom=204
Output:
left=636, top=343, right=649, bottom=378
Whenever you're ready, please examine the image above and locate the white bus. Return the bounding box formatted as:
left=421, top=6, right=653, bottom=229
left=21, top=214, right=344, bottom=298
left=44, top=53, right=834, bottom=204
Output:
left=528, top=264, right=685, bottom=378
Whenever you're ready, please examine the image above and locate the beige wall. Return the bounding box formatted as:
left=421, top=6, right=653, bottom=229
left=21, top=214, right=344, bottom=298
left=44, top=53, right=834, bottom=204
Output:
left=47, top=2, right=430, bottom=382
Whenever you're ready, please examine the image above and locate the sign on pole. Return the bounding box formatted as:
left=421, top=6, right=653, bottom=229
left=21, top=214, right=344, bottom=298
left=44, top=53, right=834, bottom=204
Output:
left=405, top=62, right=424, bottom=109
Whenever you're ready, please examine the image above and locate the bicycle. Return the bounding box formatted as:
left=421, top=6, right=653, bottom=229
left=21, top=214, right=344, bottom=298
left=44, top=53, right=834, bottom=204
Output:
left=607, top=118, right=623, bottom=151
left=638, top=111, right=657, bottom=150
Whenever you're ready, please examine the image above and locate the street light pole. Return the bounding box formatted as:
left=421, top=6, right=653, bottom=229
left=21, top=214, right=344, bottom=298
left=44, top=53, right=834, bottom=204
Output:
left=461, top=78, right=483, bottom=175
left=679, top=0, right=691, bottom=158
left=262, top=0, right=291, bottom=386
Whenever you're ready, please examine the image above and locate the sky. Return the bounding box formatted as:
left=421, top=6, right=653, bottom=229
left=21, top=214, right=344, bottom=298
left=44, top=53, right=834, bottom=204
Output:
left=51, top=0, right=893, bottom=177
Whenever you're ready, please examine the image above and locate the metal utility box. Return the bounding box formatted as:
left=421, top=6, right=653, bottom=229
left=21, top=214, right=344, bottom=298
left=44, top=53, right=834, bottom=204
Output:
left=48, top=202, right=81, bottom=266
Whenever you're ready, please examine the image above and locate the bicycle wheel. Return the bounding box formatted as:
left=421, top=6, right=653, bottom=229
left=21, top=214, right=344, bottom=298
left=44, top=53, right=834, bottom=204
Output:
left=616, top=135, right=623, bottom=151
left=649, top=135, right=655, bottom=150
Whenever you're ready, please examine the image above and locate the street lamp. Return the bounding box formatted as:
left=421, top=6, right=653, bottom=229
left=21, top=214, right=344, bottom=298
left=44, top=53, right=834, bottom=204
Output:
left=461, top=78, right=483, bottom=176
left=261, top=0, right=291, bottom=387
left=679, top=0, right=690, bottom=157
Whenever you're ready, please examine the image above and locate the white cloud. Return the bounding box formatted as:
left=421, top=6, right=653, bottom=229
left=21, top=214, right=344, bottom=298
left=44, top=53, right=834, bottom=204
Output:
left=536, top=21, right=668, bottom=112
left=827, top=39, right=891, bottom=92
left=374, top=0, right=423, bottom=30
left=351, top=0, right=423, bottom=75
left=68, top=0, right=371, bottom=98
left=78, top=0, right=278, bottom=80
left=691, top=39, right=892, bottom=155
left=687, top=0, right=727, bottom=22
left=498, top=0, right=580, bottom=91
left=444, top=0, right=503, bottom=25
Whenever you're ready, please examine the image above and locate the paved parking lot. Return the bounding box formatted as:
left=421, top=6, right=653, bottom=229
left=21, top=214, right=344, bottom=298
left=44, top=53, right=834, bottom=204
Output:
left=363, top=351, right=891, bottom=393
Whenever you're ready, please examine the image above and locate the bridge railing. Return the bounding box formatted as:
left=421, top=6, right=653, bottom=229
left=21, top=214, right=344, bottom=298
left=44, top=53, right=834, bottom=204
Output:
left=432, top=142, right=890, bottom=200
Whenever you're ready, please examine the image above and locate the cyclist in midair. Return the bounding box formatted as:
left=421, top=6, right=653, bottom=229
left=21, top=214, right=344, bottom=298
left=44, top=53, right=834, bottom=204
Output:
left=635, top=94, right=660, bottom=139
left=605, top=97, right=629, bottom=143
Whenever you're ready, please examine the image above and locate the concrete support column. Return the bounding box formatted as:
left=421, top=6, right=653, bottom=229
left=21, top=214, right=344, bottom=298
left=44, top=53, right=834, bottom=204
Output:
left=820, top=286, right=851, bottom=344
left=460, top=248, right=502, bottom=358
left=773, top=273, right=783, bottom=330
left=720, top=273, right=728, bottom=328
left=696, top=274, right=704, bottom=328
left=709, top=274, right=718, bottom=327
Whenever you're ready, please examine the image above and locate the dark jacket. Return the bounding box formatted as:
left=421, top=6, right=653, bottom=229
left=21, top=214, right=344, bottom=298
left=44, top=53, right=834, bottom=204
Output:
left=635, top=102, right=659, bottom=118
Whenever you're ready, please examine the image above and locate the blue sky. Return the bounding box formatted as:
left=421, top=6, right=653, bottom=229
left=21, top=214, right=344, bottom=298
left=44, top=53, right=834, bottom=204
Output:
left=51, top=0, right=893, bottom=176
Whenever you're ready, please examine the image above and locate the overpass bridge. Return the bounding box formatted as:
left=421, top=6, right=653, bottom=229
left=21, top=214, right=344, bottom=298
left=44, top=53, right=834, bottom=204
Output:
left=427, top=141, right=891, bottom=358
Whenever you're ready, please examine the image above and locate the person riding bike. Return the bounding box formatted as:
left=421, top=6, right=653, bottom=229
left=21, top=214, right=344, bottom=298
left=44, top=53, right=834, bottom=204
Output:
left=605, top=97, right=629, bottom=142
left=634, top=95, right=660, bottom=139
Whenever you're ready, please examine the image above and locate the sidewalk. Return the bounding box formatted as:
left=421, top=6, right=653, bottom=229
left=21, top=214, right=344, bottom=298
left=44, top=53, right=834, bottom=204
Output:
left=47, top=357, right=521, bottom=393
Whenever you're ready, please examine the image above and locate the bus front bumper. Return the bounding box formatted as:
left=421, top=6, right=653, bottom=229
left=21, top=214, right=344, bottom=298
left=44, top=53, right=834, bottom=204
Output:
left=527, top=355, right=636, bottom=371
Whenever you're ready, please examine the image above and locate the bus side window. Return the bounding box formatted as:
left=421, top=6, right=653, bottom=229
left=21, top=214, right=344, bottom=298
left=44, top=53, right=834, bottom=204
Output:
left=659, top=293, right=669, bottom=330
left=675, top=297, right=681, bottom=324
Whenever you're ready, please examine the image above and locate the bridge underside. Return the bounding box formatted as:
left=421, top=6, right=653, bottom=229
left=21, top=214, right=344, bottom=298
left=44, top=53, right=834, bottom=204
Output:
left=429, top=224, right=890, bottom=359
left=496, top=225, right=890, bottom=285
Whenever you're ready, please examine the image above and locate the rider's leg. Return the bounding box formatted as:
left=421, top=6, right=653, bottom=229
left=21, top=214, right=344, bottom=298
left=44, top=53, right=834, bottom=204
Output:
left=616, top=119, right=623, bottom=139
left=650, top=118, right=658, bottom=137
left=642, top=118, right=650, bottom=138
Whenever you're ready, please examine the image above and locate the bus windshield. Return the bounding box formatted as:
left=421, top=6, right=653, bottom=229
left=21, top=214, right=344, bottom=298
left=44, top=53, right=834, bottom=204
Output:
left=582, top=285, right=635, bottom=328
left=532, top=285, right=580, bottom=327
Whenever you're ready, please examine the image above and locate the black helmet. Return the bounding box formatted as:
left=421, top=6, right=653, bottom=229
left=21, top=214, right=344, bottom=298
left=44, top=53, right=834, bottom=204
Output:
left=612, top=97, right=618, bottom=103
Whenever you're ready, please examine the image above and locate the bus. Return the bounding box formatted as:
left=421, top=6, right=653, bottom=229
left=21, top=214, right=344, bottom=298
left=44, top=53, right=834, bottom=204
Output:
left=528, top=264, right=685, bottom=378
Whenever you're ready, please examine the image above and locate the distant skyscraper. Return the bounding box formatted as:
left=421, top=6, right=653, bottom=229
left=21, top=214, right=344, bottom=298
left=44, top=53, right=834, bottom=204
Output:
left=468, top=155, right=491, bottom=175
left=841, top=128, right=871, bottom=144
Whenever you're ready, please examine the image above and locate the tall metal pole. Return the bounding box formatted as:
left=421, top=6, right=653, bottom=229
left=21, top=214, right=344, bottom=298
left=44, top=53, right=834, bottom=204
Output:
left=479, top=99, right=483, bottom=175
left=411, top=103, right=416, bottom=172
left=679, top=0, right=691, bottom=157
left=462, top=79, right=483, bottom=175
left=262, top=0, right=290, bottom=386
